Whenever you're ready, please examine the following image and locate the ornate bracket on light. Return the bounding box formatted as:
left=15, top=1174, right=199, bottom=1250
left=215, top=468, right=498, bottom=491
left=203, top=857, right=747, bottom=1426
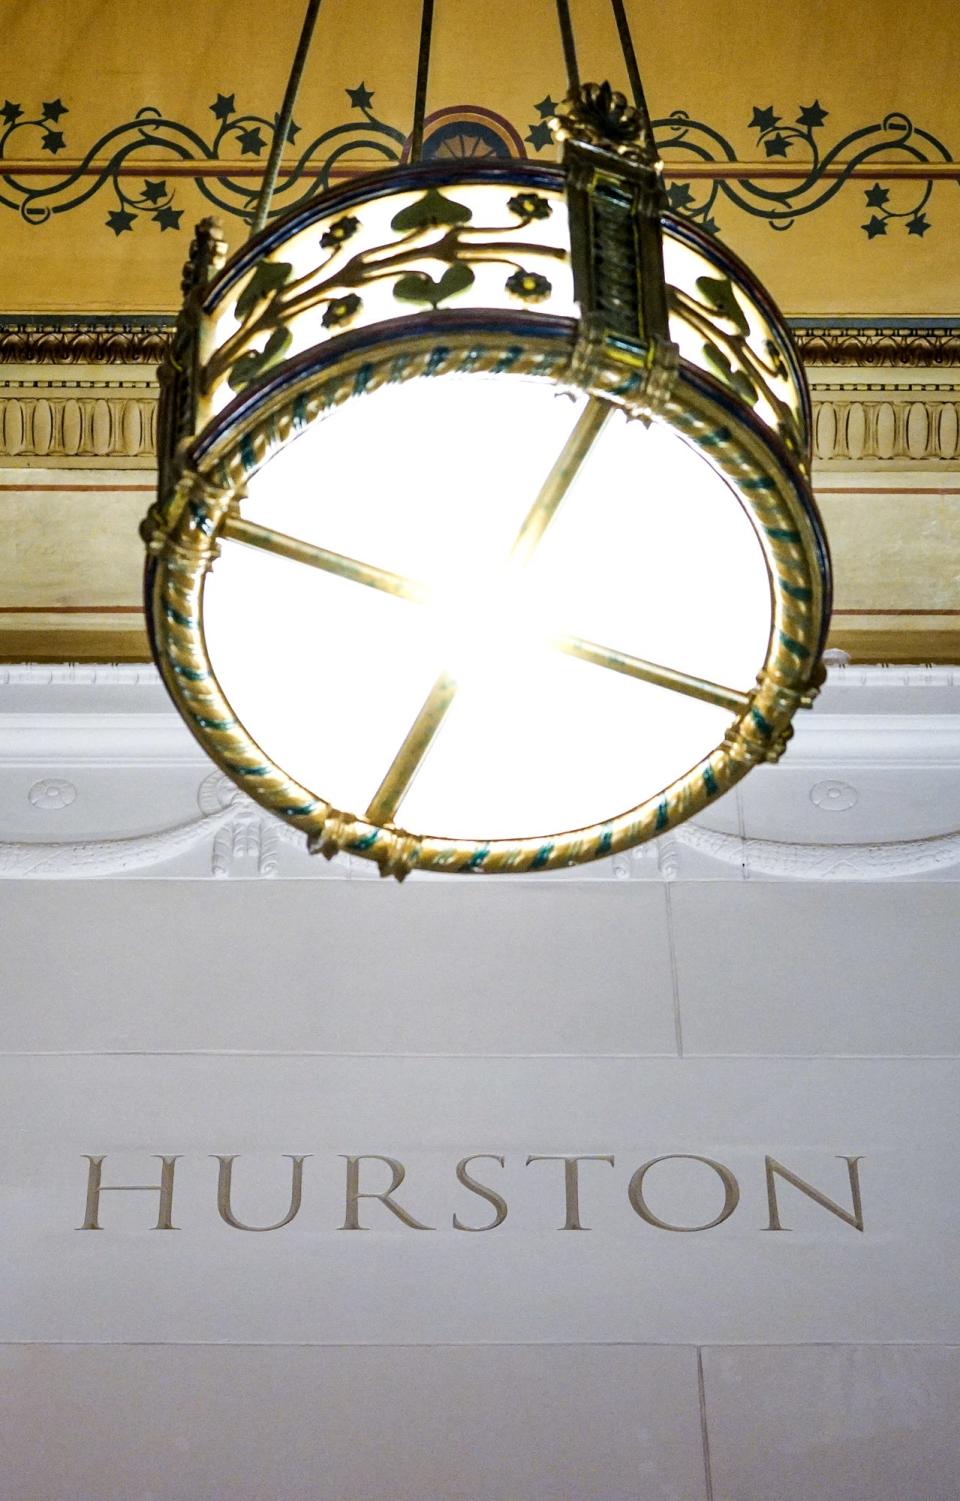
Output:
left=142, top=4, right=829, bottom=880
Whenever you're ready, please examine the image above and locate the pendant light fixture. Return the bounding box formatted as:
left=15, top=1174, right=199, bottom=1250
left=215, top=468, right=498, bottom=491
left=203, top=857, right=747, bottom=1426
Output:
left=142, top=0, right=830, bottom=879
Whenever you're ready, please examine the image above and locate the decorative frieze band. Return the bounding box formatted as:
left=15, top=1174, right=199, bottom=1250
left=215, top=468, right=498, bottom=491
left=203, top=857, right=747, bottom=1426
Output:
left=811, top=391, right=960, bottom=463
left=2, top=666, right=959, bottom=881
left=1, top=318, right=958, bottom=465
left=2, top=316, right=959, bottom=369
left=0, top=318, right=171, bottom=366
left=0, top=386, right=157, bottom=460
left=2, top=383, right=957, bottom=465
left=792, top=324, right=960, bottom=368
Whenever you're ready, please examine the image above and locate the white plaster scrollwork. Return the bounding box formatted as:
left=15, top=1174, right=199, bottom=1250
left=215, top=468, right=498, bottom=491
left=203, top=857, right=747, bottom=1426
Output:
left=656, top=833, right=681, bottom=880
left=0, top=772, right=308, bottom=880
left=0, top=805, right=235, bottom=877
left=3, top=805, right=960, bottom=880
left=611, top=840, right=657, bottom=880
left=2, top=663, right=959, bottom=880
left=677, top=822, right=960, bottom=879
left=198, top=771, right=302, bottom=878
left=197, top=770, right=242, bottom=817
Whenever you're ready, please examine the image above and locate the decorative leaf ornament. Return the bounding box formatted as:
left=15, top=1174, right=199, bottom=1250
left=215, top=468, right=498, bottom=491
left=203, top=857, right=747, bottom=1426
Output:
left=390, top=188, right=473, bottom=232
left=695, top=276, right=750, bottom=337
left=234, top=260, right=292, bottom=321
left=393, top=262, right=476, bottom=308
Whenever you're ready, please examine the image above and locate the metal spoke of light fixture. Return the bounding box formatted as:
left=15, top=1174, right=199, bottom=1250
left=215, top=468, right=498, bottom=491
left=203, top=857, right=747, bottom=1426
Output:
left=224, top=504, right=747, bottom=724
left=142, top=0, right=830, bottom=879
left=224, top=509, right=748, bottom=713
left=360, top=397, right=609, bottom=822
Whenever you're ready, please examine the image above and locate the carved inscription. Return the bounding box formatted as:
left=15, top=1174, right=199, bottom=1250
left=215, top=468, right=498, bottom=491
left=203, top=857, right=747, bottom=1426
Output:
left=76, top=1151, right=866, bottom=1234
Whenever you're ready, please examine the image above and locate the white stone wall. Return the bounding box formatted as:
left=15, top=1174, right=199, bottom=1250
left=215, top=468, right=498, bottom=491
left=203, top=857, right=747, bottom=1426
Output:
left=0, top=665, right=958, bottom=1499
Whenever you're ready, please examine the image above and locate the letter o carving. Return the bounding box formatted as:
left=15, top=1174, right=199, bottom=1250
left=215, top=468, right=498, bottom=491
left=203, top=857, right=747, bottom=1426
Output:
left=628, top=1154, right=740, bottom=1232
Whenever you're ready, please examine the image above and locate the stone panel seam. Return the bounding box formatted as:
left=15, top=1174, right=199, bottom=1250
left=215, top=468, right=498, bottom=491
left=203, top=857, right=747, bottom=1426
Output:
left=664, top=884, right=684, bottom=1057
left=697, top=1347, right=716, bottom=1501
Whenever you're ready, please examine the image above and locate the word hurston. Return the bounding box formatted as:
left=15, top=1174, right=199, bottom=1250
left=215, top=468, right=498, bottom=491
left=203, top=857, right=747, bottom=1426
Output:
left=78, top=1151, right=866, bottom=1233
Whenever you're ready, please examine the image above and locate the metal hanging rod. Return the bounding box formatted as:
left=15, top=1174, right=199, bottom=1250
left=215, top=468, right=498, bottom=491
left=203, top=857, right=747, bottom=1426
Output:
left=609, top=0, right=655, bottom=144
left=410, top=0, right=436, bottom=162
left=251, top=0, right=655, bottom=238
left=554, top=0, right=656, bottom=155
left=250, top=0, right=323, bottom=237
left=554, top=0, right=581, bottom=94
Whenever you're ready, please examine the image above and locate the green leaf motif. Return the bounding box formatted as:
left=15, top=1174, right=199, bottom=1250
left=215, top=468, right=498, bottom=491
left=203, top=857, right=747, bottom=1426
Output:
left=702, top=341, right=758, bottom=406
left=234, top=260, right=292, bottom=323
left=765, top=338, right=788, bottom=378
left=227, top=324, right=292, bottom=392
left=695, top=275, right=750, bottom=337
left=392, top=261, right=475, bottom=308
left=390, top=188, right=473, bottom=233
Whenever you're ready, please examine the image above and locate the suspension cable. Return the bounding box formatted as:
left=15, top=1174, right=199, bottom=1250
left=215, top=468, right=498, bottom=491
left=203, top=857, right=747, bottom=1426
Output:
left=410, top=0, right=436, bottom=162
left=250, top=0, right=323, bottom=237
left=554, top=0, right=581, bottom=95
left=609, top=0, right=655, bottom=146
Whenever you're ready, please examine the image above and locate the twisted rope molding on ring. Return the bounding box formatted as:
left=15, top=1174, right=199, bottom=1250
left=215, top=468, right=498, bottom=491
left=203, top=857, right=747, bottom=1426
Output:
left=147, top=320, right=823, bottom=878
left=3, top=808, right=960, bottom=879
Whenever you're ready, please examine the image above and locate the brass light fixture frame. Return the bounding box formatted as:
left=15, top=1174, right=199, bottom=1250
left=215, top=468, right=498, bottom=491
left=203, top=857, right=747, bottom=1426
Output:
left=143, top=83, right=830, bottom=880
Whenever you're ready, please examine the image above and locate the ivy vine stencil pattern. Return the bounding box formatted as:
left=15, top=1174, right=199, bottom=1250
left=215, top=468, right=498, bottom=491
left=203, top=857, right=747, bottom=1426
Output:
left=0, top=87, right=404, bottom=234
left=644, top=101, right=954, bottom=238
left=0, top=85, right=956, bottom=239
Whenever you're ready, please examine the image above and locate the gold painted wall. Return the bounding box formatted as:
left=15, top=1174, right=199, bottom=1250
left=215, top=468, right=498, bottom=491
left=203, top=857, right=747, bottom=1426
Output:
left=1, top=0, right=958, bottom=662
left=2, top=0, right=959, bottom=314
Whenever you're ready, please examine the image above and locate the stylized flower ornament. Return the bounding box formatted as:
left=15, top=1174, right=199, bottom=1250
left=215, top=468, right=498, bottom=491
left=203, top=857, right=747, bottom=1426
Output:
left=552, top=81, right=652, bottom=157
left=321, top=293, right=362, bottom=328
left=507, top=192, right=552, bottom=221
left=505, top=268, right=552, bottom=301
left=320, top=214, right=360, bottom=248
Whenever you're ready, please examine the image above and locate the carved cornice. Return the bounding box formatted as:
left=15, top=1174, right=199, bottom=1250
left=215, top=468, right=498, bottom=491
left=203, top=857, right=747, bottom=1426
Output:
left=1, top=320, right=959, bottom=466
left=1, top=666, right=958, bottom=882
left=0, top=316, right=172, bottom=365
left=2, top=316, right=960, bottom=369
left=793, top=324, right=960, bottom=368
